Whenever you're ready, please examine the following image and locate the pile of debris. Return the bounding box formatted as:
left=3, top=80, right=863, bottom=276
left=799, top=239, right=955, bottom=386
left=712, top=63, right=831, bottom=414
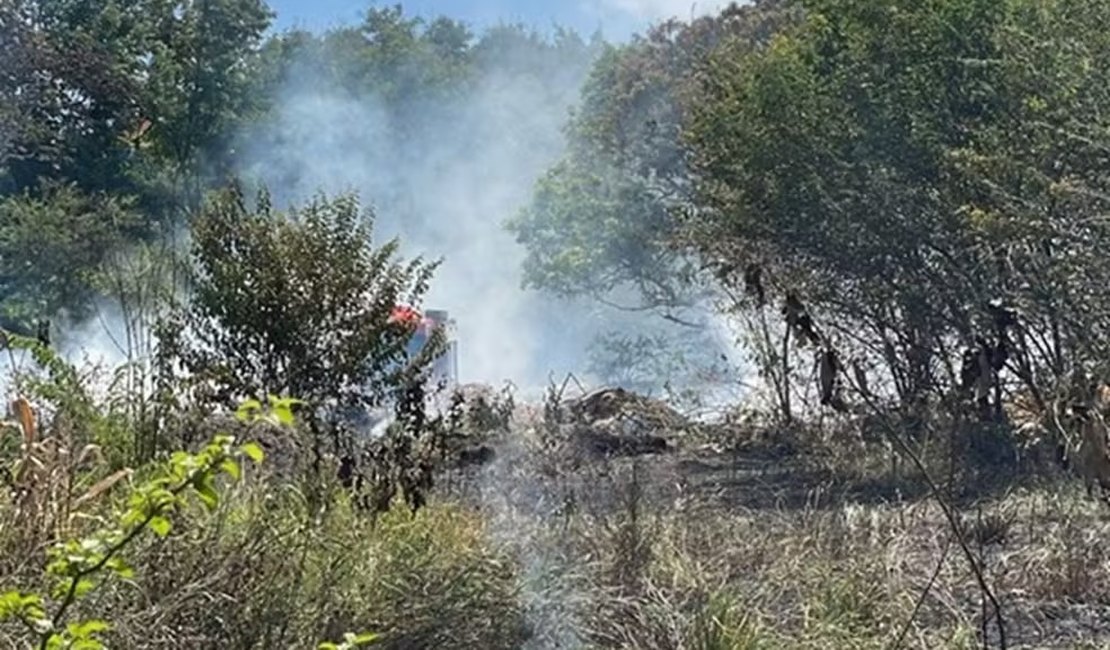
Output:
left=436, top=384, right=686, bottom=477
left=184, top=412, right=307, bottom=479
left=560, top=387, right=685, bottom=459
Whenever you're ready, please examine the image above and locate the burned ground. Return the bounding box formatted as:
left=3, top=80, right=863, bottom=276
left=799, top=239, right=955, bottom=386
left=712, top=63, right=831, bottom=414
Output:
left=429, top=386, right=1110, bottom=650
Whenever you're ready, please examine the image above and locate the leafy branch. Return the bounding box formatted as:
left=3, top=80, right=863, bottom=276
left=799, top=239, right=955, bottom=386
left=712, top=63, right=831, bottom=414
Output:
left=0, top=410, right=268, bottom=650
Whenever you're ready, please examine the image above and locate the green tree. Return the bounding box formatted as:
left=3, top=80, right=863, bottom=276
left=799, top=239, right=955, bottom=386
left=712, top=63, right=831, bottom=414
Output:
left=511, top=2, right=794, bottom=313
left=949, top=0, right=1110, bottom=404
left=686, top=0, right=1110, bottom=419
left=140, top=0, right=273, bottom=208
left=164, top=184, right=441, bottom=420
left=1, top=0, right=273, bottom=330
left=0, top=0, right=142, bottom=196
left=0, top=184, right=139, bottom=333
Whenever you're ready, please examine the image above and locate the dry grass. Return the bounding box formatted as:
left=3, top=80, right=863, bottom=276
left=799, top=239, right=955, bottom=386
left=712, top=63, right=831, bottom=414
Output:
left=439, top=406, right=1110, bottom=650
left=533, top=479, right=1110, bottom=649
left=0, top=467, right=525, bottom=649
left=5, top=379, right=1110, bottom=649
left=0, top=396, right=132, bottom=579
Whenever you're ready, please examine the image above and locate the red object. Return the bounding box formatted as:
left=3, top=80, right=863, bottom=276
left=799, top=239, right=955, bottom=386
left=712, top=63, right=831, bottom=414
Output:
left=389, top=305, right=442, bottom=339
left=389, top=305, right=421, bottom=326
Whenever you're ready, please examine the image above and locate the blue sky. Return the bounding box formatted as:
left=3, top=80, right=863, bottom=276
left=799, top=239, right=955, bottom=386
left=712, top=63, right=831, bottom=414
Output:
left=264, top=0, right=724, bottom=42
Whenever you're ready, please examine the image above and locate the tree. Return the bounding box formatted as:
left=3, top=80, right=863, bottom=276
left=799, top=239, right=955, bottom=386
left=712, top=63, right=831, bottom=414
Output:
left=0, top=0, right=142, bottom=196
left=950, top=0, right=1110, bottom=406
left=140, top=0, right=273, bottom=207
left=685, top=0, right=1110, bottom=421
left=511, top=1, right=795, bottom=314
left=0, top=183, right=139, bottom=332
left=163, top=184, right=441, bottom=423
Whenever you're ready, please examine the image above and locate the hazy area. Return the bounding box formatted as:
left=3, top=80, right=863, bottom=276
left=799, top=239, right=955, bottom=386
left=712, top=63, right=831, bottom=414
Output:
left=234, top=38, right=604, bottom=387
left=4, top=1, right=1110, bottom=649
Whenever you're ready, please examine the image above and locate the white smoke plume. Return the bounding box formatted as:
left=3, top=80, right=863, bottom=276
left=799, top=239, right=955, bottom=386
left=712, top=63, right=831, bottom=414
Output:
left=19, top=18, right=740, bottom=411
left=234, top=31, right=611, bottom=390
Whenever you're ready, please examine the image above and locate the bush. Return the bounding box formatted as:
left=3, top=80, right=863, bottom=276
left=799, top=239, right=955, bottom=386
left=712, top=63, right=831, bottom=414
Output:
left=77, top=486, right=524, bottom=649
left=163, top=183, right=441, bottom=420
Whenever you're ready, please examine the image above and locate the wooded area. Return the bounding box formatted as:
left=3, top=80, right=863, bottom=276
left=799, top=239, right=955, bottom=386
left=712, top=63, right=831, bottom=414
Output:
left=4, top=1, right=1110, bottom=648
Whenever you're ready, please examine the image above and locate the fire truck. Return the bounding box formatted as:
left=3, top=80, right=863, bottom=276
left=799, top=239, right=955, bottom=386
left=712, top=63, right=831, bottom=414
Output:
left=350, top=306, right=459, bottom=438
left=390, top=305, right=459, bottom=390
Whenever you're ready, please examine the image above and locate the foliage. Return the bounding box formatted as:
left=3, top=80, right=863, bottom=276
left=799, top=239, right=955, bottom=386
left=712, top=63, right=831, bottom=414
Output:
left=586, top=327, right=734, bottom=406
left=0, top=0, right=141, bottom=196
left=1, top=0, right=605, bottom=336
left=0, top=332, right=123, bottom=556
left=4, top=0, right=1110, bottom=646
left=510, top=1, right=795, bottom=311
left=252, top=7, right=600, bottom=124
left=1, top=0, right=270, bottom=199
left=685, top=0, right=1110, bottom=422
left=0, top=184, right=141, bottom=332
left=0, top=425, right=263, bottom=650
left=0, top=0, right=273, bottom=333
left=164, top=183, right=441, bottom=420
left=90, top=240, right=183, bottom=464
left=1, top=353, right=518, bottom=650
left=145, top=0, right=273, bottom=176
left=0, top=479, right=524, bottom=648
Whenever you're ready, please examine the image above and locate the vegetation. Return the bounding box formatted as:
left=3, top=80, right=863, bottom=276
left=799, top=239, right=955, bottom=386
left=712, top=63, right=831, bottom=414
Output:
left=6, top=0, right=1110, bottom=648
left=163, top=185, right=440, bottom=419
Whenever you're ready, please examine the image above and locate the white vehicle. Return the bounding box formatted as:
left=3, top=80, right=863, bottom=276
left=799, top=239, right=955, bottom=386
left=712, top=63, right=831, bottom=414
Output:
left=397, top=307, right=459, bottom=391
left=354, top=306, right=459, bottom=438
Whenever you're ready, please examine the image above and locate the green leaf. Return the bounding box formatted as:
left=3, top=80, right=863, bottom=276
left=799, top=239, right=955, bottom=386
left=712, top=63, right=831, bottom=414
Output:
left=268, top=395, right=303, bottom=426
left=317, top=644, right=340, bottom=650
left=273, top=406, right=295, bottom=426
left=240, top=442, right=265, bottom=464
left=194, top=479, right=219, bottom=511
left=67, top=619, right=110, bottom=639
left=0, top=591, right=39, bottom=619
left=220, top=458, right=241, bottom=480
left=73, top=578, right=96, bottom=597
left=149, top=516, right=172, bottom=537
left=106, top=557, right=134, bottom=579
left=0, top=592, right=18, bottom=615
left=235, top=398, right=263, bottom=423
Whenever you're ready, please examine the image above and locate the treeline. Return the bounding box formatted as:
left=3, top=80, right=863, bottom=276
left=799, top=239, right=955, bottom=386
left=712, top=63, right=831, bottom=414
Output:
left=0, top=0, right=601, bottom=335
left=514, top=0, right=1110, bottom=441
left=9, top=0, right=1110, bottom=446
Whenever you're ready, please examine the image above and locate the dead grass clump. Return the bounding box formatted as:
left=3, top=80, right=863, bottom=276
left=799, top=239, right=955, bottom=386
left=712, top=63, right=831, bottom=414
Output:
left=0, top=396, right=132, bottom=579
left=988, top=488, right=1110, bottom=605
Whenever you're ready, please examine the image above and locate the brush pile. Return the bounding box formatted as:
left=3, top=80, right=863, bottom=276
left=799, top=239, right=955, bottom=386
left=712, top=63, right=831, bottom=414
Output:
left=561, top=387, right=683, bottom=458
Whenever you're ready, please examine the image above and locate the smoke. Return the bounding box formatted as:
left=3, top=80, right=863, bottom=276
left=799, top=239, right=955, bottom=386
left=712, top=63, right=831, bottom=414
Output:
left=14, top=19, right=742, bottom=409
left=234, top=31, right=615, bottom=390
left=477, top=435, right=587, bottom=649
left=59, top=307, right=129, bottom=370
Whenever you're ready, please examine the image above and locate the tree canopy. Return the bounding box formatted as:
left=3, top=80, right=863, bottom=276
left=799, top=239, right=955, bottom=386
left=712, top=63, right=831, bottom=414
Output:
left=8, top=0, right=1110, bottom=423
left=513, top=0, right=1110, bottom=421
left=0, top=2, right=600, bottom=337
